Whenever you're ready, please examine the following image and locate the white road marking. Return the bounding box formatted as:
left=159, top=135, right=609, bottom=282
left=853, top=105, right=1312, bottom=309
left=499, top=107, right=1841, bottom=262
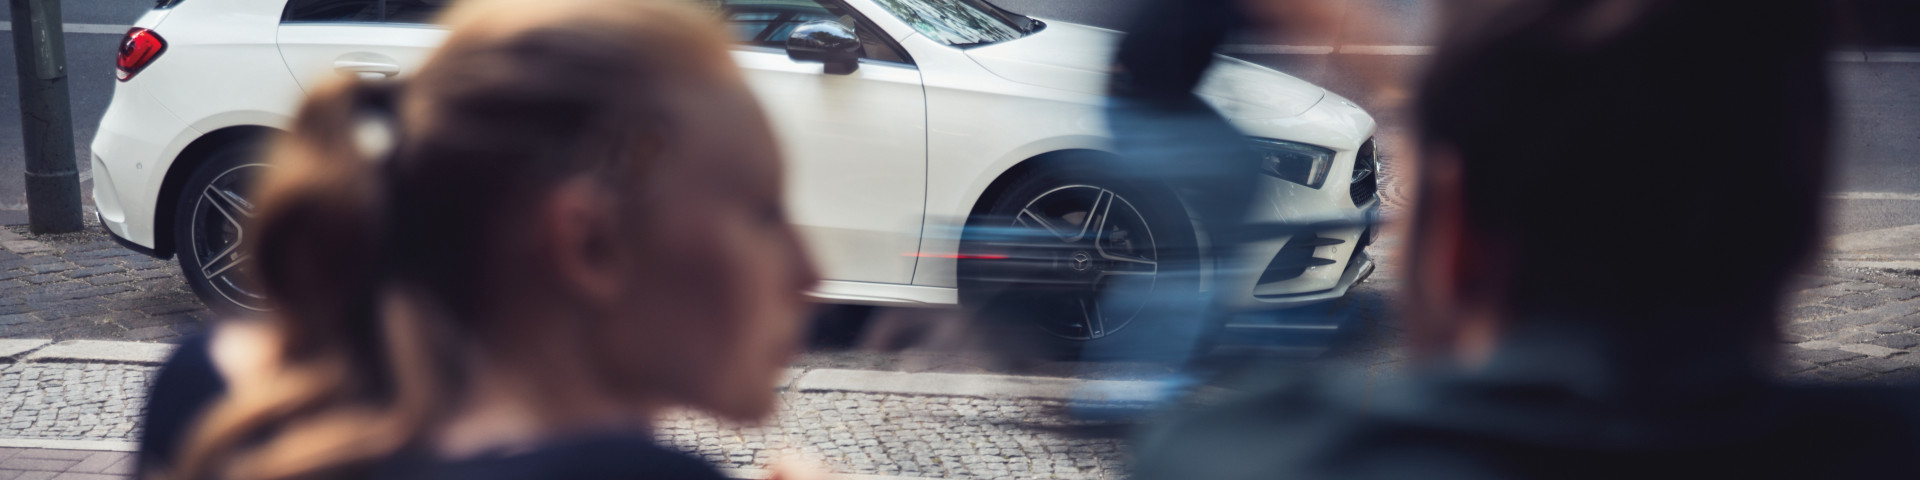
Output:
left=1832, top=192, right=1920, bottom=201
left=0, top=22, right=131, bottom=34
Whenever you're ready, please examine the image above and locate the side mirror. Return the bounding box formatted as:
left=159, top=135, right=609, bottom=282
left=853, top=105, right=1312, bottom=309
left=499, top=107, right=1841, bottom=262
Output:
left=786, top=20, right=861, bottom=75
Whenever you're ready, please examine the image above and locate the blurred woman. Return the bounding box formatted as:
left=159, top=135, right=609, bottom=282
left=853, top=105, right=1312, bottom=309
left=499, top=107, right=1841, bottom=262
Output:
left=137, top=0, right=820, bottom=478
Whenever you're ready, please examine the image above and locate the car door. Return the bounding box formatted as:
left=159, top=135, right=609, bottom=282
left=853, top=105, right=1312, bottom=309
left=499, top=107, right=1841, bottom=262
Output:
left=276, top=0, right=448, bottom=92
left=716, top=0, right=929, bottom=285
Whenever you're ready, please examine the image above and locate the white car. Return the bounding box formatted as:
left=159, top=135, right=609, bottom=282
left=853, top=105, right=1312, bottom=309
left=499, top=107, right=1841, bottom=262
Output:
left=93, top=0, right=1378, bottom=345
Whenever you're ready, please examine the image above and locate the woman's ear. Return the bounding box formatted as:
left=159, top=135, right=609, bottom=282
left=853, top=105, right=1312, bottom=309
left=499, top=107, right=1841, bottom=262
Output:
left=542, top=177, right=627, bottom=304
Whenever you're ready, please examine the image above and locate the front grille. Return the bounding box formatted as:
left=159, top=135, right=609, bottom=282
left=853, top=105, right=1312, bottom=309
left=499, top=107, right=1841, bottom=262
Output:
left=1349, top=139, right=1379, bottom=205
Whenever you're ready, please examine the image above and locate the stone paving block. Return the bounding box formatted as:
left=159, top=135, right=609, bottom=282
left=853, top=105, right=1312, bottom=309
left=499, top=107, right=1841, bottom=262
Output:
left=1868, top=322, right=1914, bottom=334
left=1827, top=331, right=1880, bottom=344
left=0, top=459, right=75, bottom=472
left=1869, top=333, right=1920, bottom=350
left=1811, top=365, right=1875, bottom=383
left=1785, top=304, right=1844, bottom=322
left=117, top=327, right=179, bottom=343
left=1835, top=282, right=1880, bottom=293
left=98, top=456, right=133, bottom=476
left=25, top=342, right=175, bottom=364
left=1796, top=339, right=1844, bottom=350
left=1847, top=356, right=1916, bottom=374
left=1789, top=347, right=1866, bottom=365
left=1871, top=288, right=1920, bottom=301
left=0, top=470, right=52, bottom=480
left=21, top=264, right=70, bottom=275
left=9, top=450, right=91, bottom=461
left=1840, top=344, right=1902, bottom=358
left=75, top=276, right=134, bottom=288
left=1782, top=320, right=1846, bottom=340
left=1826, top=292, right=1888, bottom=311
left=134, top=303, right=200, bottom=317
left=59, top=266, right=121, bottom=281
left=61, top=452, right=126, bottom=474
left=1829, top=298, right=1920, bottom=326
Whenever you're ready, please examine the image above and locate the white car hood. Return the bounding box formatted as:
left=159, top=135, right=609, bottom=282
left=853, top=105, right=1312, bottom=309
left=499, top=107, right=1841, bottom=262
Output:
left=963, top=19, right=1327, bottom=118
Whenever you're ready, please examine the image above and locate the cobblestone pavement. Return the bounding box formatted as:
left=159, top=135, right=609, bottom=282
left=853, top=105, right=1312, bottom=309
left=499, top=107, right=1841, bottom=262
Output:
left=0, top=223, right=210, bottom=342
left=659, top=394, right=1126, bottom=479
left=1779, top=265, right=1920, bottom=382
left=0, top=357, right=1129, bottom=480
left=0, top=364, right=149, bottom=442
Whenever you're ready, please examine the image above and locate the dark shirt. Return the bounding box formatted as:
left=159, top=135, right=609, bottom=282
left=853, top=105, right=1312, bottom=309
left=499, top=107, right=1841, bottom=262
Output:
left=1131, top=322, right=1920, bottom=479
left=140, top=334, right=224, bottom=476
left=1110, top=0, right=1248, bottom=101
left=139, top=335, right=726, bottom=480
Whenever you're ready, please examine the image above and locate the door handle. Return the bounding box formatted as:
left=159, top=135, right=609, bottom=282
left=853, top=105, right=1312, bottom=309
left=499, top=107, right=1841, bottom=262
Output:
left=334, top=60, right=400, bottom=80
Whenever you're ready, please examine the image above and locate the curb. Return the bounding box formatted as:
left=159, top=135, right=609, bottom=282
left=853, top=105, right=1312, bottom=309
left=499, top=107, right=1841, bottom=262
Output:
left=719, top=468, right=950, bottom=480
left=787, top=368, right=1161, bottom=403
left=0, top=438, right=139, bottom=452
left=0, top=339, right=175, bottom=365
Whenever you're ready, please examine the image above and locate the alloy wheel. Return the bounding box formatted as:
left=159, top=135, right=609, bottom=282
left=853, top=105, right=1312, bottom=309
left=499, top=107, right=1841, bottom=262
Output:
left=1005, top=185, right=1160, bottom=340
left=189, top=163, right=270, bottom=311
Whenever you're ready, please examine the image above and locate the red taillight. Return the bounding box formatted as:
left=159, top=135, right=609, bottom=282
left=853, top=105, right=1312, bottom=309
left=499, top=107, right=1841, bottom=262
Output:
left=115, top=28, right=166, bottom=82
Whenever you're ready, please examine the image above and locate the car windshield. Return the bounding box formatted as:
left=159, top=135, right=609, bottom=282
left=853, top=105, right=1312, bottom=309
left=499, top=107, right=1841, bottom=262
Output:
left=870, top=0, right=1040, bottom=47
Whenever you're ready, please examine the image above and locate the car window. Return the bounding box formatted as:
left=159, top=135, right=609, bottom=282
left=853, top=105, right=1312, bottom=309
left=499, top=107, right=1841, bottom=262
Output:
left=869, top=0, right=1037, bottom=47
left=703, top=0, right=909, bottom=64
left=381, top=0, right=451, bottom=24
left=283, top=0, right=380, bottom=23
left=282, top=0, right=449, bottom=24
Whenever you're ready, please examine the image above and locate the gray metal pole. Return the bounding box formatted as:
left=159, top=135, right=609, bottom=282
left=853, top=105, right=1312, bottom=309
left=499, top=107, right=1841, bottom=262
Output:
left=10, top=0, right=82, bottom=233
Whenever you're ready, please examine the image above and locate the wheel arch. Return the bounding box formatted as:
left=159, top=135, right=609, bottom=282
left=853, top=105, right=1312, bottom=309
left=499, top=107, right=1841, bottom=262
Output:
left=152, top=125, right=279, bottom=257
left=966, top=149, right=1123, bottom=219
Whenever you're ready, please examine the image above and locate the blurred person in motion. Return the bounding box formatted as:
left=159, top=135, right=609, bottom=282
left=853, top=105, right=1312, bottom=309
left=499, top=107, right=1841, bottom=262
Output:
left=1131, top=0, right=1920, bottom=478
left=135, top=0, right=821, bottom=478
left=1067, top=0, right=1359, bottom=396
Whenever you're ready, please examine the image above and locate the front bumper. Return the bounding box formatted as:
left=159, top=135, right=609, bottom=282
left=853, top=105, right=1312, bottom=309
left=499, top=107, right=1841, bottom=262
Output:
left=99, top=212, right=165, bottom=258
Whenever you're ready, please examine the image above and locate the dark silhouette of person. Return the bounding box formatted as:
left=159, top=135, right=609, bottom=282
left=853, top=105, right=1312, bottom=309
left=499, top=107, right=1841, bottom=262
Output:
left=1129, top=0, right=1920, bottom=478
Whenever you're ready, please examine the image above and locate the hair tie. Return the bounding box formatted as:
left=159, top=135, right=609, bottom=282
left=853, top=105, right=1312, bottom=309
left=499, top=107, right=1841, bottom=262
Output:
left=351, top=84, right=402, bottom=164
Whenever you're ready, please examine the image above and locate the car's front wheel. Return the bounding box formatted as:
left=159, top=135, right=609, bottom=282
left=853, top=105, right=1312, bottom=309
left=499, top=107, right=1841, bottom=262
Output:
left=959, top=161, right=1205, bottom=358
left=172, top=143, right=272, bottom=314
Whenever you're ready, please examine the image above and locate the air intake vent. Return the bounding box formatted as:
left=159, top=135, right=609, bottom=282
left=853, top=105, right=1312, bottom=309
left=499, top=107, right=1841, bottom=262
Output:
left=1257, top=234, right=1342, bottom=285
left=1350, top=139, right=1378, bottom=205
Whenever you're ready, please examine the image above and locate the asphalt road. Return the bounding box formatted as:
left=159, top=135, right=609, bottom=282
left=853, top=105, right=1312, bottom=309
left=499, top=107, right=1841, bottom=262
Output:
left=0, top=0, right=1915, bottom=245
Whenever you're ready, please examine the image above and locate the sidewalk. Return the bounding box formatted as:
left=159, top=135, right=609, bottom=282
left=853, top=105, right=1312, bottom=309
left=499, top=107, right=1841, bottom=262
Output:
left=0, top=340, right=1140, bottom=480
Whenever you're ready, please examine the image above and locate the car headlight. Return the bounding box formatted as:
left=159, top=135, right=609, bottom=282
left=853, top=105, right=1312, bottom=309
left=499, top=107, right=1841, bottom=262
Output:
left=1251, top=138, right=1334, bottom=188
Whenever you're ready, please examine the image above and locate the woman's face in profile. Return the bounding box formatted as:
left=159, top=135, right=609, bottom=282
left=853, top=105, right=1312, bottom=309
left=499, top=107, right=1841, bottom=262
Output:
left=594, top=81, right=819, bottom=420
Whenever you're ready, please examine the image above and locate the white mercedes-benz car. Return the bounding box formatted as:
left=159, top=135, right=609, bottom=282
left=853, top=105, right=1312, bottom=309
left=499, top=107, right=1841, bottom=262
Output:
left=93, top=0, right=1378, bottom=345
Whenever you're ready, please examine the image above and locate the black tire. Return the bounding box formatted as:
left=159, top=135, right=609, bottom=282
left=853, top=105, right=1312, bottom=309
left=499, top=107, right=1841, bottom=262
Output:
left=958, top=160, right=1205, bottom=360
left=172, top=142, right=272, bottom=315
